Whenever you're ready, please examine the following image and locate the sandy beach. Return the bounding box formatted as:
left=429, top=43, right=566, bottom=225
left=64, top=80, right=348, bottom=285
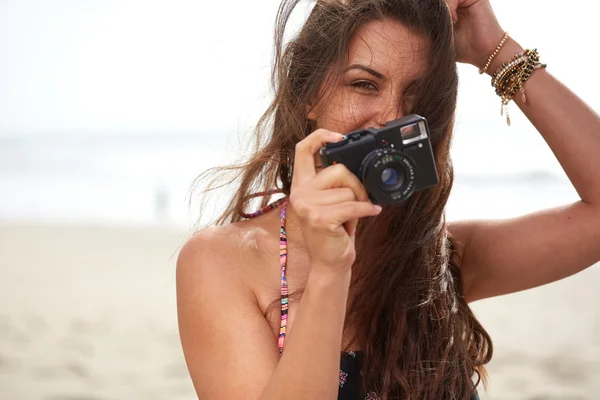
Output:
left=0, top=222, right=599, bottom=399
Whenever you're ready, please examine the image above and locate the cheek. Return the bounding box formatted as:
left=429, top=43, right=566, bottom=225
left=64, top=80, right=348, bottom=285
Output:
left=316, top=90, right=373, bottom=132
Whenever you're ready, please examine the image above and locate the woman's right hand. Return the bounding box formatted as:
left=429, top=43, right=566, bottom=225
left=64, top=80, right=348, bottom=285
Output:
left=288, top=129, right=382, bottom=273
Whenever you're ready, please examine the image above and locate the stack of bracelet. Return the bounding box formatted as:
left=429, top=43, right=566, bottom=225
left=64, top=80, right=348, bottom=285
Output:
left=490, top=49, right=547, bottom=126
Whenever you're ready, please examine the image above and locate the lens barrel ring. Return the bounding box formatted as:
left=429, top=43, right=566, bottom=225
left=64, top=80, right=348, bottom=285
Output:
left=360, top=148, right=417, bottom=205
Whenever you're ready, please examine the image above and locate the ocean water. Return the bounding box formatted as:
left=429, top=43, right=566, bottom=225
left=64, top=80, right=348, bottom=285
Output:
left=0, top=130, right=579, bottom=228
left=0, top=133, right=222, bottom=228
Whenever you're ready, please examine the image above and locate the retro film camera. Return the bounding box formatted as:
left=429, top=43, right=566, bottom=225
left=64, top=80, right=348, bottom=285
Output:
left=319, top=114, right=439, bottom=205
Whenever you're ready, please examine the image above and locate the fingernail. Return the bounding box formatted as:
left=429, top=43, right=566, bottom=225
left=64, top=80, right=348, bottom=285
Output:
left=373, top=205, right=382, bottom=213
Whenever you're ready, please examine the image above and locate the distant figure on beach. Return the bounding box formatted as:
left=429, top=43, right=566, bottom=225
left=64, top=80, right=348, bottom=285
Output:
left=154, top=185, right=168, bottom=224
left=176, top=0, right=600, bottom=399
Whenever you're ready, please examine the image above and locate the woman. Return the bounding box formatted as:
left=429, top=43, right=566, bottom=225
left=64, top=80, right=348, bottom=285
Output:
left=176, top=0, right=600, bottom=398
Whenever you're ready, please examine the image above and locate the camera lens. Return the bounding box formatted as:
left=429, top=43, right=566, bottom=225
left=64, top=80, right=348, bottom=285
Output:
left=380, top=167, right=404, bottom=191
left=360, top=148, right=416, bottom=205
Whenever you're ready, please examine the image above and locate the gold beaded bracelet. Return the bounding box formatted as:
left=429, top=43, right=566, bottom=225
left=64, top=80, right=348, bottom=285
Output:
left=491, top=49, right=547, bottom=125
left=479, top=32, right=510, bottom=75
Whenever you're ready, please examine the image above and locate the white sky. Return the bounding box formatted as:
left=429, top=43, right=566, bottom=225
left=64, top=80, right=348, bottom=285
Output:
left=0, top=0, right=599, bottom=137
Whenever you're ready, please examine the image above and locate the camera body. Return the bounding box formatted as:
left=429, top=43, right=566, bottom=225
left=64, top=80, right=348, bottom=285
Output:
left=318, top=114, right=438, bottom=205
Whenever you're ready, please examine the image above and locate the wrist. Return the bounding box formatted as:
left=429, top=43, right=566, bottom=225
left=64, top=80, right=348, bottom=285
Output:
left=309, top=263, right=352, bottom=289
left=484, top=37, right=524, bottom=77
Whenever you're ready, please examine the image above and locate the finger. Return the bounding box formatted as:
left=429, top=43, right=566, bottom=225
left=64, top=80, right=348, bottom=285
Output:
left=310, top=187, right=358, bottom=206
left=292, top=129, right=344, bottom=189
left=311, top=163, right=370, bottom=203
left=444, top=0, right=459, bottom=22
left=344, top=218, right=358, bottom=238
left=317, top=201, right=382, bottom=233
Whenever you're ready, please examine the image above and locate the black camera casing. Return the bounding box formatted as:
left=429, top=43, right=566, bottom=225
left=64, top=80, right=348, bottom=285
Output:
left=318, top=114, right=439, bottom=205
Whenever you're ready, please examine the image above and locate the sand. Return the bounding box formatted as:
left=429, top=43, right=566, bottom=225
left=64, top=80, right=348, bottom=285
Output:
left=0, top=222, right=599, bottom=399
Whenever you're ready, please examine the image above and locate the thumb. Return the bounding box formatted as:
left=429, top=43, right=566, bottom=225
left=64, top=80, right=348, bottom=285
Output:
left=344, top=218, right=358, bottom=238
left=445, top=0, right=459, bottom=23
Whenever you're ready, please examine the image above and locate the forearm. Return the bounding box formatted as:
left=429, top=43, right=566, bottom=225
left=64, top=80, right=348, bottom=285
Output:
left=259, top=266, right=351, bottom=400
left=486, top=37, right=600, bottom=205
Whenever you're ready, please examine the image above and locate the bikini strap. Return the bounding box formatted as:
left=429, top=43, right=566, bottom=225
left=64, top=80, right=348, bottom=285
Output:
left=277, top=202, right=289, bottom=354
left=240, top=190, right=290, bottom=354
left=239, top=189, right=286, bottom=219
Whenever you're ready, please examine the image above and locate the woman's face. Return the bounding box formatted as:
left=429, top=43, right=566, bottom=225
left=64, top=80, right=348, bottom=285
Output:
left=309, top=17, right=430, bottom=134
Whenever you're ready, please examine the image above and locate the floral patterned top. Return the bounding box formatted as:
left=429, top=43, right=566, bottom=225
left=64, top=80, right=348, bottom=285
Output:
left=338, top=350, right=381, bottom=399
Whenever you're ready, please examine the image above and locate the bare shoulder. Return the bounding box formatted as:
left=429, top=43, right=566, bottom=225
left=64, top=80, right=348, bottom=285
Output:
left=176, top=224, right=238, bottom=280
left=176, top=225, right=246, bottom=329
left=176, top=218, right=278, bottom=291
left=176, top=220, right=281, bottom=398
left=177, top=223, right=249, bottom=304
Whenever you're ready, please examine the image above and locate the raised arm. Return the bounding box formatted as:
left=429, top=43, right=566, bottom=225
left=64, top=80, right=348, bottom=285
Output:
left=445, top=0, right=600, bottom=301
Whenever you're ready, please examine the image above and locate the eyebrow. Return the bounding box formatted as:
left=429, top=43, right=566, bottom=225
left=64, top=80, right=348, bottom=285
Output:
left=343, top=64, right=386, bottom=80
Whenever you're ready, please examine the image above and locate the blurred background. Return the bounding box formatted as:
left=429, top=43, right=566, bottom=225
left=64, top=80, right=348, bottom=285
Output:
left=1, top=0, right=599, bottom=399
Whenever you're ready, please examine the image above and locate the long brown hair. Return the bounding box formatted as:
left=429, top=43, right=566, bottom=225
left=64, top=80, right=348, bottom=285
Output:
left=194, top=0, right=493, bottom=398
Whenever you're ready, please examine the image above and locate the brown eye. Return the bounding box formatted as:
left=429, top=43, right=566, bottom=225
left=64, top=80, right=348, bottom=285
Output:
left=351, top=80, right=378, bottom=91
